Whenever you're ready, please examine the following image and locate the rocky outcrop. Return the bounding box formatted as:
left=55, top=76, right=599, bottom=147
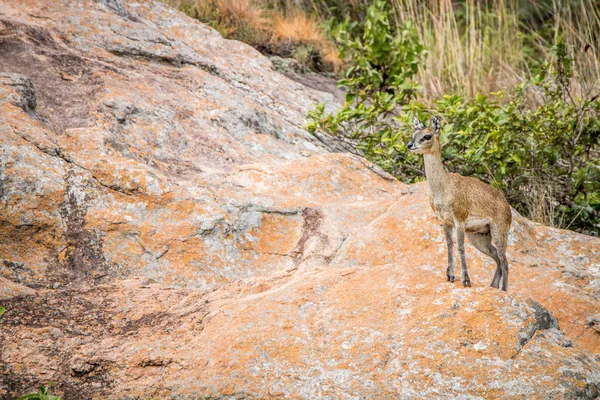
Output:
left=0, top=0, right=599, bottom=399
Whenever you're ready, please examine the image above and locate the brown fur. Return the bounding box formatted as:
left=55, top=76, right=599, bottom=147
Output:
left=408, top=117, right=512, bottom=290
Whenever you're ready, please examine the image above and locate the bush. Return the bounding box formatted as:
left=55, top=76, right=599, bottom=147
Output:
left=307, top=2, right=600, bottom=235
left=307, top=1, right=425, bottom=177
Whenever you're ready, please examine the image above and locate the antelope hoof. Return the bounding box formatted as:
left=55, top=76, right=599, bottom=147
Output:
left=447, top=275, right=455, bottom=283
left=463, top=279, right=472, bottom=287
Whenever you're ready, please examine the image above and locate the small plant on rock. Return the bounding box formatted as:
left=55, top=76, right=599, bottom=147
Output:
left=17, top=383, right=62, bottom=400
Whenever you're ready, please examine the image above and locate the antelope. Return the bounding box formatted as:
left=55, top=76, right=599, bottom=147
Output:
left=407, top=116, right=512, bottom=291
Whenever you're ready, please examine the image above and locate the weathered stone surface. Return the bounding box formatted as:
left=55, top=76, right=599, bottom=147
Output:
left=0, top=0, right=599, bottom=399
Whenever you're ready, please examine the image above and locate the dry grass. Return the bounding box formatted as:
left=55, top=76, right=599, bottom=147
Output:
left=536, top=0, right=600, bottom=99
left=391, top=0, right=525, bottom=100
left=305, top=0, right=599, bottom=101
left=272, top=13, right=325, bottom=45
left=161, top=0, right=271, bottom=45
left=321, top=44, right=341, bottom=71
left=215, top=0, right=270, bottom=32
left=390, top=0, right=600, bottom=102
left=523, top=181, right=557, bottom=227
left=161, top=0, right=340, bottom=70
left=270, top=11, right=342, bottom=70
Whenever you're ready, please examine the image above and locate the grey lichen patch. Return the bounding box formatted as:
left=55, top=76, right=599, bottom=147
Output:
left=0, top=73, right=36, bottom=113
left=104, top=44, right=220, bottom=75
left=241, top=109, right=282, bottom=139
left=0, top=260, right=32, bottom=285
left=95, top=0, right=138, bottom=21
left=216, top=107, right=284, bottom=142
left=102, top=99, right=140, bottom=125
left=528, top=300, right=560, bottom=330
left=514, top=300, right=560, bottom=358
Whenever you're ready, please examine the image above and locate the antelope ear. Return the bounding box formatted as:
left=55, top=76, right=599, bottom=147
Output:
left=431, top=116, right=441, bottom=133
left=413, top=116, right=426, bottom=130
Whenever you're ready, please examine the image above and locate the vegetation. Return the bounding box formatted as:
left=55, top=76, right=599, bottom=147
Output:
left=17, top=383, right=61, bottom=400
left=161, top=0, right=341, bottom=72
left=272, top=0, right=600, bottom=101
left=163, top=0, right=600, bottom=101
left=307, top=1, right=600, bottom=235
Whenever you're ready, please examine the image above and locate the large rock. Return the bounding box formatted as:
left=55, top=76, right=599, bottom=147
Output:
left=0, top=0, right=599, bottom=398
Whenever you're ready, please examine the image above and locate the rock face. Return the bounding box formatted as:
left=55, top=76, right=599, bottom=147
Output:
left=0, top=0, right=599, bottom=399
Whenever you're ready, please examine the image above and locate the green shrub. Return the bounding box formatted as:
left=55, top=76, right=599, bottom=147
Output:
left=307, top=2, right=600, bottom=235
left=307, top=1, right=425, bottom=177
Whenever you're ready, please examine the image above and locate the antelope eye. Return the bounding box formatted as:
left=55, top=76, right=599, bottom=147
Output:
left=421, top=134, right=432, bottom=142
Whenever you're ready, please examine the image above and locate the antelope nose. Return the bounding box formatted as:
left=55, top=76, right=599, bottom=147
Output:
left=407, top=141, right=414, bottom=149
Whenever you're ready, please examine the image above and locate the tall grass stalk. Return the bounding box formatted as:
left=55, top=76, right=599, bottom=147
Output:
left=391, top=0, right=600, bottom=102
left=389, top=0, right=524, bottom=100
left=547, top=0, right=600, bottom=99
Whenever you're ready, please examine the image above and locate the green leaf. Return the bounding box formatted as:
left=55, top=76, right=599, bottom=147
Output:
left=17, top=394, right=42, bottom=400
